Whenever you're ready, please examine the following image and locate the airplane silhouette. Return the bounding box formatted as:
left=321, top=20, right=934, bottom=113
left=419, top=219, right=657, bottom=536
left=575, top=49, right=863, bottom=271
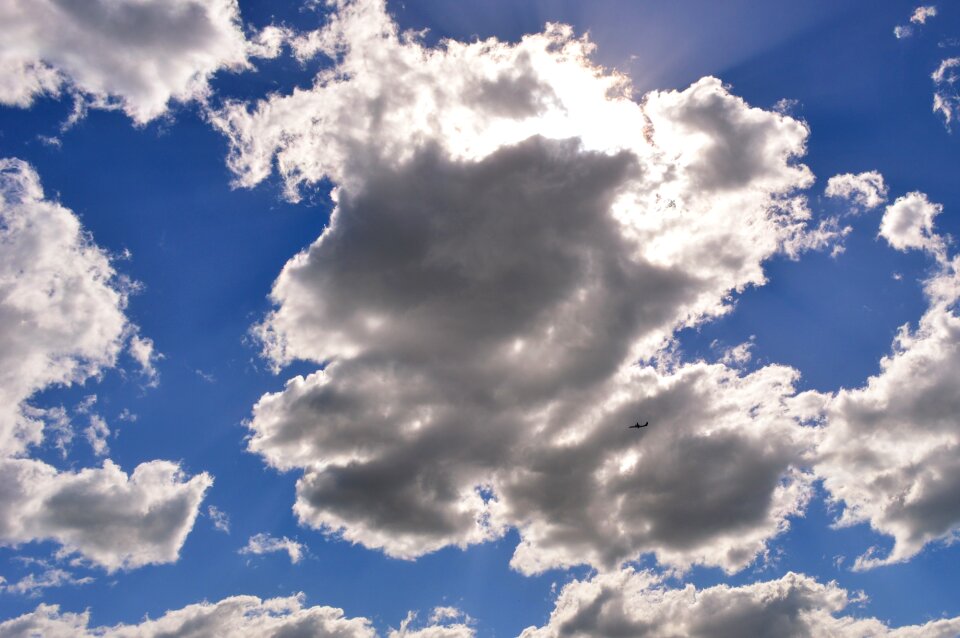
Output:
left=628, top=421, right=649, bottom=429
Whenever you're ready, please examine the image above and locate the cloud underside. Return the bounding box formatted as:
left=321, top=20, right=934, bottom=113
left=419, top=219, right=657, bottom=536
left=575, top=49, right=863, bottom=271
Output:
left=212, top=0, right=844, bottom=574
left=0, top=159, right=210, bottom=571
left=0, top=0, right=280, bottom=123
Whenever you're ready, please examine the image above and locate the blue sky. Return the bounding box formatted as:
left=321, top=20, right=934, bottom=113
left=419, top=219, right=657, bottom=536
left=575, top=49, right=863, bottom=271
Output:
left=0, top=1, right=959, bottom=636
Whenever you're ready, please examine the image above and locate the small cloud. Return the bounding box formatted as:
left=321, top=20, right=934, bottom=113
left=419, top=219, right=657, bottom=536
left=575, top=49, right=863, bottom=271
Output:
left=195, top=369, right=216, bottom=383
left=240, top=533, right=304, bottom=564
left=1, top=569, right=93, bottom=597
left=911, top=5, right=937, bottom=24
left=207, top=505, right=230, bottom=534
left=75, top=395, right=97, bottom=415
left=36, top=135, right=61, bottom=148
left=825, top=171, right=888, bottom=212
left=117, top=408, right=137, bottom=422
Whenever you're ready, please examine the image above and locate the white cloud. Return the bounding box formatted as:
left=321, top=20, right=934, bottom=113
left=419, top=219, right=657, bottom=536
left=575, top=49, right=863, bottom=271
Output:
left=0, top=458, right=212, bottom=571
left=83, top=414, right=110, bottom=457
left=0, top=0, right=284, bottom=124
left=218, top=0, right=839, bottom=574
left=894, top=5, right=938, bottom=39
left=932, top=58, right=960, bottom=128
left=389, top=610, right=474, bottom=638
left=879, top=191, right=945, bottom=258
left=0, top=568, right=92, bottom=596
left=0, top=158, right=129, bottom=458
left=894, top=25, right=914, bottom=39
left=128, top=334, right=161, bottom=387
left=208, top=504, right=230, bottom=533
left=911, top=5, right=938, bottom=24
left=520, top=568, right=960, bottom=637
left=240, top=532, right=305, bottom=564
left=816, top=252, right=960, bottom=568
left=825, top=171, right=888, bottom=211
left=0, top=594, right=474, bottom=638
left=0, top=158, right=212, bottom=573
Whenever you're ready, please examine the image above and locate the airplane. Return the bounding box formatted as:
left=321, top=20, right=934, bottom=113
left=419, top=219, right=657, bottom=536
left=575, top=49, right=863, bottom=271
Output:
left=628, top=421, right=649, bottom=429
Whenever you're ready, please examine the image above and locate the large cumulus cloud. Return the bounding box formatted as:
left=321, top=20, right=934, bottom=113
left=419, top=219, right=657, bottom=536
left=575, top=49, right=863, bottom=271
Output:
left=520, top=569, right=960, bottom=637
left=0, top=158, right=210, bottom=571
left=0, top=0, right=285, bottom=124
left=220, top=0, right=839, bottom=574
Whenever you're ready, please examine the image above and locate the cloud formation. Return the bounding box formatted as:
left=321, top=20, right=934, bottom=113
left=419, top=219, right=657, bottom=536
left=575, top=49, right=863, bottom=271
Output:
left=240, top=532, right=305, bottom=563
left=0, top=158, right=211, bottom=571
left=0, top=594, right=473, bottom=638
left=0, top=459, right=212, bottom=571
left=520, top=569, right=960, bottom=637
left=932, top=58, right=959, bottom=129
left=825, top=171, right=888, bottom=212
left=816, top=192, right=960, bottom=568
left=879, top=191, right=945, bottom=258
left=0, top=158, right=129, bottom=457
left=0, top=0, right=282, bottom=124
left=214, top=0, right=838, bottom=574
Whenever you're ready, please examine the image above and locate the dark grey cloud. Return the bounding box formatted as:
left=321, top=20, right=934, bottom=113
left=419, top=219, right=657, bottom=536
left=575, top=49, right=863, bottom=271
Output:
left=226, top=0, right=835, bottom=573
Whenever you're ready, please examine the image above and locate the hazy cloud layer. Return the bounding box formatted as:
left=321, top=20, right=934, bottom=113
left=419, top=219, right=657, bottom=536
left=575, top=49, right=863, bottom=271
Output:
left=520, top=568, right=960, bottom=637
left=0, top=0, right=280, bottom=123
left=0, top=595, right=473, bottom=638
left=222, top=0, right=838, bottom=574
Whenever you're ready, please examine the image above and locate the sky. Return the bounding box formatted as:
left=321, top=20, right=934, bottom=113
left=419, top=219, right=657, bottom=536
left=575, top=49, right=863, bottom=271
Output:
left=0, top=0, right=959, bottom=636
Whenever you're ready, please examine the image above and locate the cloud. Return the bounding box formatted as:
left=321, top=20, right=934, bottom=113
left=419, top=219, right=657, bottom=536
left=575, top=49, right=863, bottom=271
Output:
left=879, top=191, right=945, bottom=258
left=894, top=5, right=938, bottom=39
left=816, top=255, right=960, bottom=568
left=83, top=414, right=110, bottom=457
left=0, top=568, right=92, bottom=597
left=0, top=158, right=212, bottom=572
left=0, top=0, right=283, bottom=124
left=911, top=5, right=938, bottom=25
left=240, top=532, right=304, bottom=564
left=217, top=0, right=839, bottom=574
left=0, top=158, right=129, bottom=458
left=0, top=458, right=212, bottom=571
left=825, top=171, right=888, bottom=211
left=519, top=568, right=960, bottom=637
left=128, top=334, right=161, bottom=387
left=932, top=58, right=959, bottom=129
left=0, top=594, right=474, bottom=638
left=208, top=505, right=230, bottom=533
